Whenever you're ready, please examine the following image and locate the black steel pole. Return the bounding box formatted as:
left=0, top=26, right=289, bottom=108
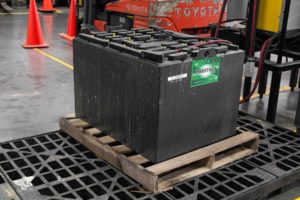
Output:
left=76, top=0, right=79, bottom=34
left=295, top=91, right=300, bottom=133
left=243, top=0, right=259, bottom=100
left=289, top=68, right=299, bottom=91
left=266, top=0, right=291, bottom=122
left=258, top=53, right=271, bottom=98
left=82, top=0, right=89, bottom=24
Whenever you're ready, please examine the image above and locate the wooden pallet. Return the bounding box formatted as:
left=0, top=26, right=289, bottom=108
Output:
left=59, top=114, right=259, bottom=193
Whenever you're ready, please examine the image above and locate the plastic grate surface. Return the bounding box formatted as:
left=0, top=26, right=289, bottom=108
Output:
left=0, top=112, right=298, bottom=199
left=0, top=131, right=171, bottom=200
left=164, top=160, right=275, bottom=200
left=0, top=172, right=5, bottom=184
left=238, top=112, right=300, bottom=176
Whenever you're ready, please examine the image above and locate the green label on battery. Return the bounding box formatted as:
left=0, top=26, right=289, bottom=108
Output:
left=191, top=56, right=220, bottom=87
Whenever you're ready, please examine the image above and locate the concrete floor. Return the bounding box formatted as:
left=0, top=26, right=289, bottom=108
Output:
left=0, top=6, right=299, bottom=200
left=240, top=88, right=299, bottom=131
left=239, top=54, right=300, bottom=131
left=0, top=7, right=74, bottom=142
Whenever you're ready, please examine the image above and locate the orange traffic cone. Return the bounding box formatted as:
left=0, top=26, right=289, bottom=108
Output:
left=59, top=0, right=76, bottom=41
left=38, top=0, right=56, bottom=13
left=22, top=0, right=49, bottom=48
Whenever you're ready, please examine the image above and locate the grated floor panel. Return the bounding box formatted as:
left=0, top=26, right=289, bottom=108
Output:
left=164, top=160, right=275, bottom=200
left=0, top=131, right=172, bottom=200
left=0, top=113, right=299, bottom=199
left=238, top=112, right=300, bottom=177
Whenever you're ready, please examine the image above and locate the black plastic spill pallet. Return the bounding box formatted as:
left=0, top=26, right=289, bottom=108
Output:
left=237, top=112, right=300, bottom=176
left=0, top=132, right=172, bottom=200
left=164, top=160, right=275, bottom=200
left=0, top=113, right=298, bottom=200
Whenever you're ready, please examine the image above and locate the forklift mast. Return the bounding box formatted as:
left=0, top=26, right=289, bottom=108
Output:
left=82, top=0, right=117, bottom=25
left=83, top=0, right=225, bottom=34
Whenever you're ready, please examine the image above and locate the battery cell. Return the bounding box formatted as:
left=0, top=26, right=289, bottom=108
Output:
left=74, top=28, right=245, bottom=162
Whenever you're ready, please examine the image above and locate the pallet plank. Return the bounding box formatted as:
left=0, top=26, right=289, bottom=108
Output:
left=213, top=148, right=255, bottom=169
left=146, top=149, right=212, bottom=176
left=64, top=113, right=76, bottom=119
left=158, top=162, right=212, bottom=190
left=96, top=136, right=116, bottom=144
left=111, top=145, right=132, bottom=154
left=203, top=131, right=258, bottom=154
left=146, top=131, right=257, bottom=176
left=119, top=155, right=158, bottom=192
left=69, top=119, right=89, bottom=128
left=84, top=128, right=101, bottom=136
left=59, top=117, right=121, bottom=168
left=128, top=155, right=149, bottom=165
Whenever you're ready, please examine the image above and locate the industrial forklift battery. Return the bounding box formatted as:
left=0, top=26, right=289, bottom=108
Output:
left=73, top=28, right=245, bottom=163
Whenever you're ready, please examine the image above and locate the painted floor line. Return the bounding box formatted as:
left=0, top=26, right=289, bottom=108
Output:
left=0, top=9, right=63, bottom=15
left=55, top=9, right=63, bottom=13
left=0, top=12, right=28, bottom=15
left=241, top=85, right=295, bottom=101
left=33, top=48, right=73, bottom=70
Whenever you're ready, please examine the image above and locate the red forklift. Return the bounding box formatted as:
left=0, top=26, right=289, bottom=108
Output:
left=81, top=0, right=224, bottom=35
